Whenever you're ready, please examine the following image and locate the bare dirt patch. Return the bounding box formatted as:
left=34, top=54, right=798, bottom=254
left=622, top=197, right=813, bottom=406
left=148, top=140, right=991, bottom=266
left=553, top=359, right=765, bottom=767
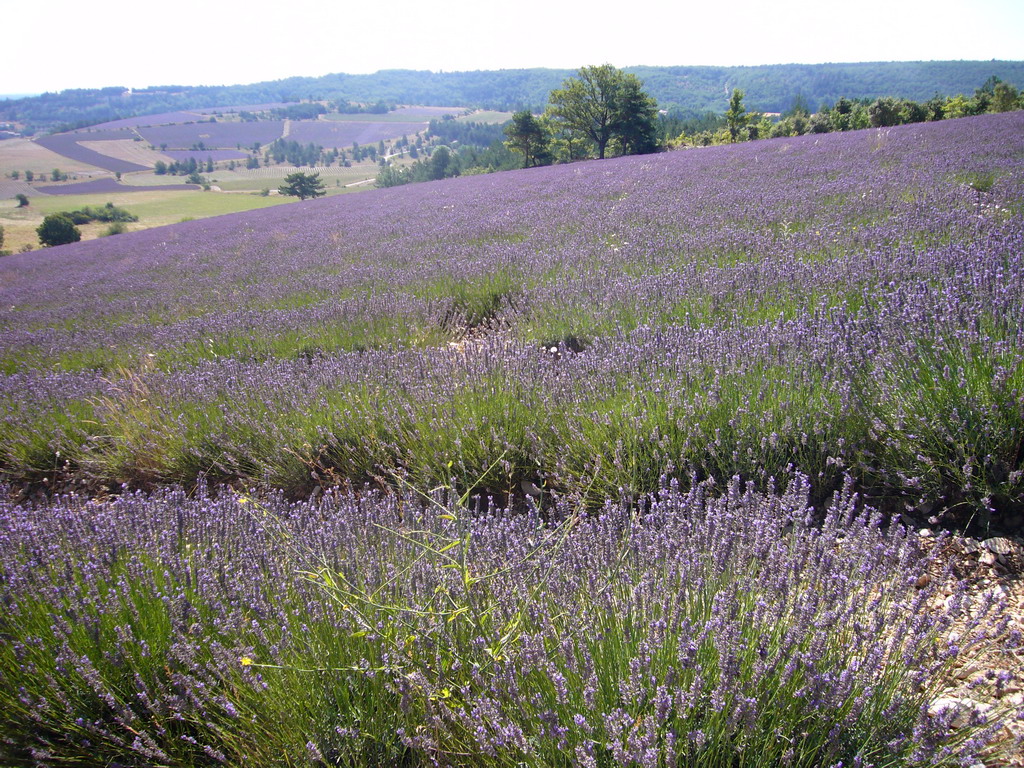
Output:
left=0, top=137, right=104, bottom=177
left=77, top=139, right=169, bottom=168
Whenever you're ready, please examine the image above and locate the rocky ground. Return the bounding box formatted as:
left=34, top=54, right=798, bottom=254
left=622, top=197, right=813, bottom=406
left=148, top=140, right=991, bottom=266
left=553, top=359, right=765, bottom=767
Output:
left=918, top=530, right=1024, bottom=766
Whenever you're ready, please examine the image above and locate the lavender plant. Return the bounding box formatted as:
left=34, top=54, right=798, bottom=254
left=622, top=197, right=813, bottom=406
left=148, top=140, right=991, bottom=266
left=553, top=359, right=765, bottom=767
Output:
left=0, top=477, right=1016, bottom=766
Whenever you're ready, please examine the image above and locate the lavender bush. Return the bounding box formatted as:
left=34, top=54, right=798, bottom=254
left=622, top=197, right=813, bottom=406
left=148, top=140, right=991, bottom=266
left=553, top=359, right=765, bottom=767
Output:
left=0, top=477, right=1015, bottom=766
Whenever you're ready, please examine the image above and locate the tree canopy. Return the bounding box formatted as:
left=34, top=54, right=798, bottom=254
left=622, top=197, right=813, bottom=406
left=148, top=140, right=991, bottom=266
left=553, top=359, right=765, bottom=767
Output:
left=503, top=110, right=552, bottom=168
left=547, top=65, right=658, bottom=160
left=4, top=61, right=1024, bottom=136
left=37, top=214, right=81, bottom=247
left=278, top=171, right=326, bottom=200
left=725, top=89, right=748, bottom=142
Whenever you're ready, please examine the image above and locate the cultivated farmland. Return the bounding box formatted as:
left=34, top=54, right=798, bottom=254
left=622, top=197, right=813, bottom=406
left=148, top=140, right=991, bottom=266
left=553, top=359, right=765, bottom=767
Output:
left=286, top=120, right=430, bottom=147
left=136, top=120, right=286, bottom=149
left=1, top=112, right=1023, bottom=766
left=0, top=105, right=440, bottom=247
left=34, top=128, right=150, bottom=173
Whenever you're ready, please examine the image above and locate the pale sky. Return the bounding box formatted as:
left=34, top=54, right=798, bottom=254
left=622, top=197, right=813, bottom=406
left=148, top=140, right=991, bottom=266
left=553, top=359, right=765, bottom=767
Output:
left=2, top=0, right=1022, bottom=95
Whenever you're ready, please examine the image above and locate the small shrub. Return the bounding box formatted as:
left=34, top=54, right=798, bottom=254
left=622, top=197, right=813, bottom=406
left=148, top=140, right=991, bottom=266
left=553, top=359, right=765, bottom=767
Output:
left=100, top=222, right=127, bottom=237
left=1, top=479, right=1008, bottom=766
left=62, top=203, right=138, bottom=225
left=965, top=171, right=997, bottom=193
left=36, top=213, right=81, bottom=247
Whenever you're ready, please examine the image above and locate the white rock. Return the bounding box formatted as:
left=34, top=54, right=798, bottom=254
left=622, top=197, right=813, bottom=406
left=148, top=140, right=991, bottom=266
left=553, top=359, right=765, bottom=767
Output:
left=959, top=537, right=981, bottom=553
left=954, top=661, right=984, bottom=680
left=981, top=536, right=1018, bottom=555
left=927, top=697, right=992, bottom=729
left=983, top=584, right=1009, bottom=600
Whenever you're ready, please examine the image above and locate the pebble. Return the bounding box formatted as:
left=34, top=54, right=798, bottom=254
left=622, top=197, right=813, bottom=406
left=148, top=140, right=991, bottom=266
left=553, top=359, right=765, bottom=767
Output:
left=985, top=585, right=1009, bottom=600
left=927, top=697, right=991, bottom=729
left=983, top=537, right=1019, bottom=555
left=954, top=661, right=985, bottom=680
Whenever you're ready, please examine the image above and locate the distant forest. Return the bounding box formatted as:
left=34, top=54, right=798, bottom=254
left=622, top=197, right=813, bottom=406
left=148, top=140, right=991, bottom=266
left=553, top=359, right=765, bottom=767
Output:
left=3, top=61, right=1024, bottom=135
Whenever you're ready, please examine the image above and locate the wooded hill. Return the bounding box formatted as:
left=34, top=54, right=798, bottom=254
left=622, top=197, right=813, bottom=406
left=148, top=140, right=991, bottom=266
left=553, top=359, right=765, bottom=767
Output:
left=4, top=60, right=1024, bottom=134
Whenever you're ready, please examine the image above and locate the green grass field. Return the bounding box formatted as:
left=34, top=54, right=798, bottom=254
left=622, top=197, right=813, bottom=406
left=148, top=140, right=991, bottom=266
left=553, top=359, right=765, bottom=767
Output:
left=1, top=159, right=395, bottom=251
left=457, top=110, right=514, bottom=124
left=0, top=189, right=294, bottom=251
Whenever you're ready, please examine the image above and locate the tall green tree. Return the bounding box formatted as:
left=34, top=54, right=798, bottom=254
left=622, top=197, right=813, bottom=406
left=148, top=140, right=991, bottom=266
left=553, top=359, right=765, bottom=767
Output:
left=868, top=97, right=903, bottom=127
left=278, top=171, right=326, bottom=200
left=548, top=64, right=658, bottom=160
left=428, top=146, right=453, bottom=180
left=725, top=89, right=748, bottom=142
left=503, top=110, right=552, bottom=168
left=613, top=75, right=659, bottom=155
left=992, top=81, right=1020, bottom=112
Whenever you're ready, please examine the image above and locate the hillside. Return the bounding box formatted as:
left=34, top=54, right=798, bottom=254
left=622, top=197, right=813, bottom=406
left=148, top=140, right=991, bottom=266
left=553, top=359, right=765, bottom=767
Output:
left=2, top=112, right=1024, bottom=767
left=1, top=111, right=1022, bottom=522
left=4, top=60, right=1024, bottom=134
left=0, top=105, right=489, bottom=252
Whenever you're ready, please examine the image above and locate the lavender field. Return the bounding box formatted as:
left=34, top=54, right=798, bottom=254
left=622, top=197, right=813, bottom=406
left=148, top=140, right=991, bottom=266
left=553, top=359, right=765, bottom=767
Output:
left=2, top=112, right=1021, bottom=518
left=34, top=129, right=150, bottom=174
left=135, top=121, right=286, bottom=150
left=162, top=149, right=251, bottom=163
left=287, top=120, right=430, bottom=147
left=1, top=112, right=1024, bottom=765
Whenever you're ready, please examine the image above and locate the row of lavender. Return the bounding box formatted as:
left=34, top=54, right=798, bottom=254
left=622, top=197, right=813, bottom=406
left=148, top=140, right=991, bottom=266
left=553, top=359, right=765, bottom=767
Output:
left=0, top=479, right=1013, bottom=765
left=3, top=263, right=1018, bottom=517
left=2, top=114, right=1022, bottom=521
